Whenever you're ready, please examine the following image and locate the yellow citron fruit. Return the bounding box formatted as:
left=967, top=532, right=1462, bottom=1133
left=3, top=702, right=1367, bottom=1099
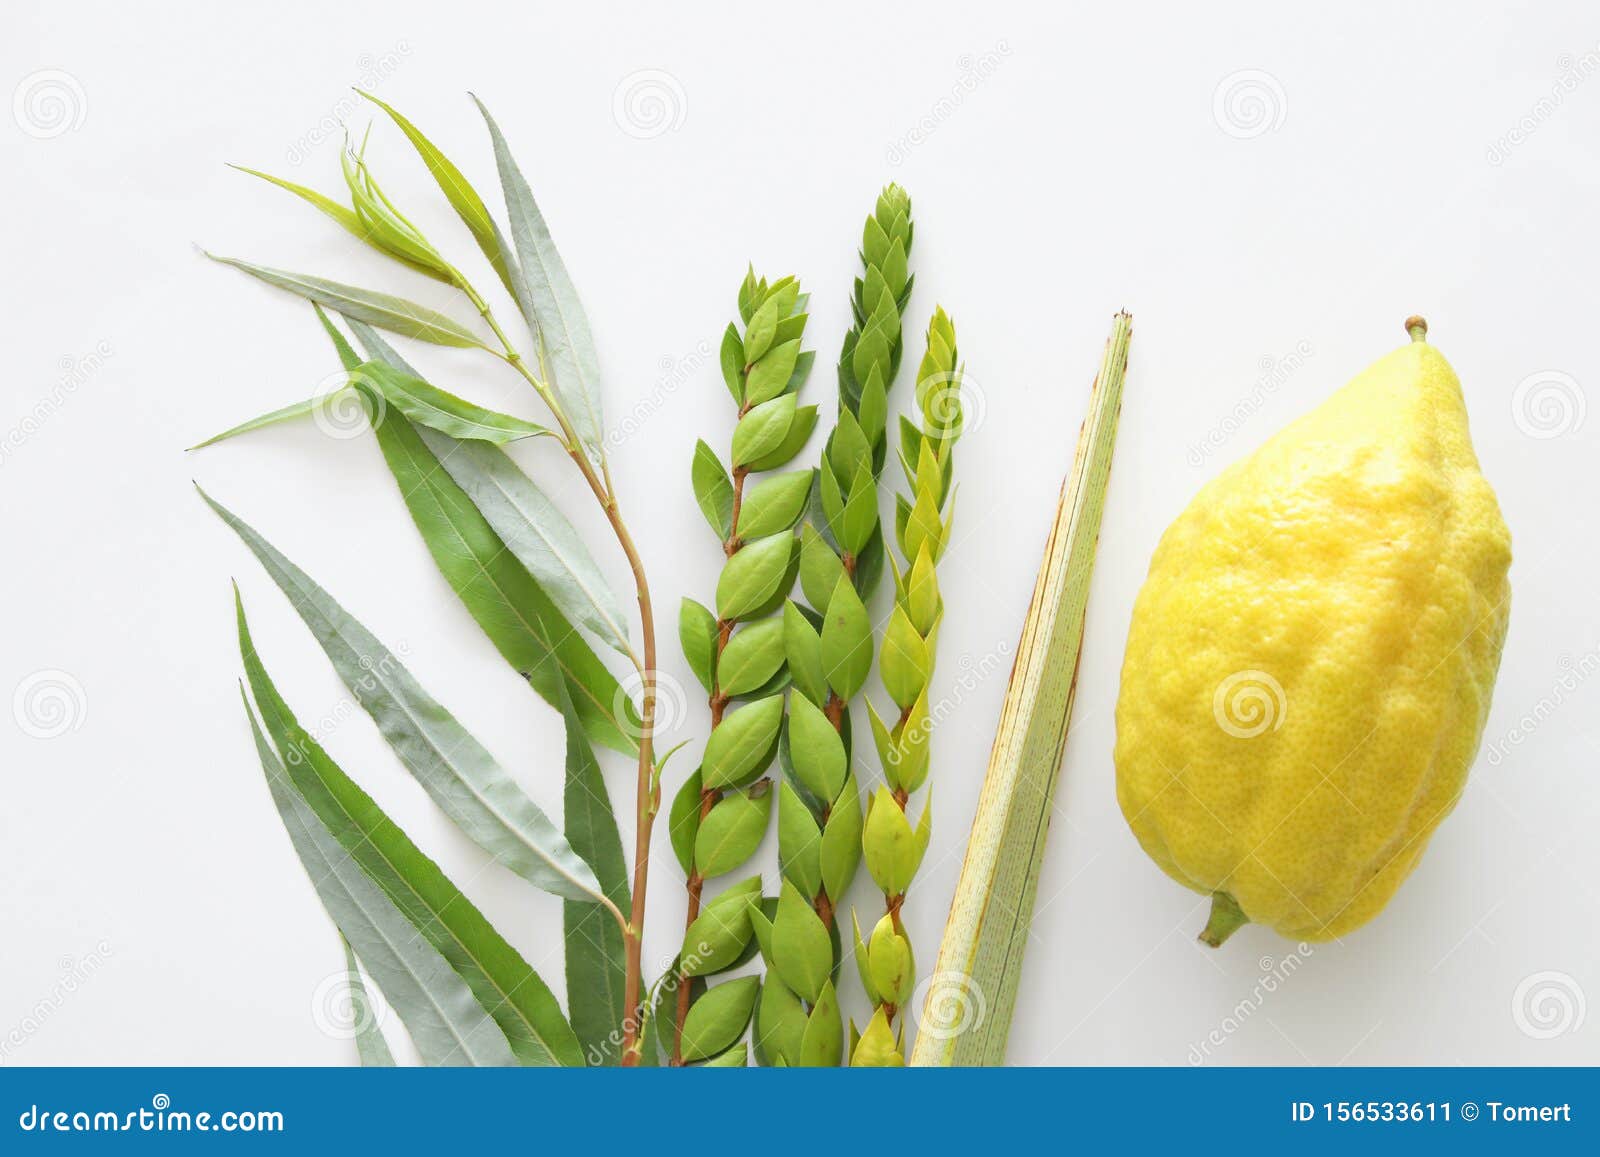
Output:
left=1115, top=319, right=1511, bottom=945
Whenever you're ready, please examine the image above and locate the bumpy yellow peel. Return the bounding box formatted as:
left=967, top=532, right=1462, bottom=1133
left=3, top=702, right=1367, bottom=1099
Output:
left=1115, top=320, right=1511, bottom=943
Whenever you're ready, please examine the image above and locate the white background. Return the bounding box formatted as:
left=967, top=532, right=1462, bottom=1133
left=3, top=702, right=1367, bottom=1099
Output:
left=4, top=0, right=1597, bottom=1067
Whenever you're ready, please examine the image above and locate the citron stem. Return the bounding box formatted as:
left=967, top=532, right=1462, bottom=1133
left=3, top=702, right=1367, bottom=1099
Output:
left=1198, top=892, right=1249, bottom=948
left=1405, top=315, right=1429, bottom=343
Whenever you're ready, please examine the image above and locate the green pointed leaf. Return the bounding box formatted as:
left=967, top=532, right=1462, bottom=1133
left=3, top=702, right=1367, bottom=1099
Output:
left=819, top=573, right=872, bottom=699
left=731, top=394, right=798, bottom=468
left=719, top=323, right=745, bottom=404
left=475, top=98, right=605, bottom=454
left=691, top=439, right=735, bottom=540
left=694, top=781, right=773, bottom=878
left=680, top=976, right=759, bottom=1063
left=798, top=979, right=842, bottom=1067
left=868, top=914, right=914, bottom=1007
left=356, top=362, right=550, bottom=443
left=702, top=1042, right=748, bottom=1067
left=230, top=164, right=364, bottom=235
left=357, top=91, right=516, bottom=297
left=212, top=498, right=611, bottom=906
left=754, top=974, right=806, bottom=1067
left=716, top=619, right=786, bottom=699
left=798, top=524, right=846, bottom=615
left=880, top=604, right=931, bottom=709
left=736, top=470, right=813, bottom=540
left=744, top=338, right=802, bottom=406
left=781, top=602, right=827, bottom=706
left=700, top=694, right=784, bottom=790
left=715, top=533, right=794, bottom=622
left=819, top=774, right=863, bottom=902
left=746, top=403, right=818, bottom=472
left=743, top=297, right=779, bottom=364
left=863, top=787, right=919, bottom=896
left=188, top=395, right=321, bottom=451
left=777, top=781, right=822, bottom=898
left=669, top=768, right=705, bottom=877
left=340, top=940, right=396, bottom=1066
left=417, top=426, right=630, bottom=656
left=771, top=881, right=832, bottom=1004
left=785, top=691, right=846, bottom=803
left=682, top=876, right=762, bottom=976
left=236, top=645, right=580, bottom=1068
left=678, top=598, right=719, bottom=694
left=836, top=461, right=879, bottom=556
left=208, top=254, right=483, bottom=347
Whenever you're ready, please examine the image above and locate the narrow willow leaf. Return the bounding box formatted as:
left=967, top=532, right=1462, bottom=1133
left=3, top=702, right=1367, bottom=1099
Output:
left=417, top=426, right=630, bottom=655
left=559, top=674, right=631, bottom=1066
left=236, top=605, right=581, bottom=1066
left=188, top=396, right=319, bottom=451
left=359, top=363, right=551, bottom=444
left=229, top=164, right=364, bottom=235
left=341, top=939, right=396, bottom=1066
left=207, top=254, right=483, bottom=347
left=208, top=491, right=608, bottom=905
left=241, top=693, right=518, bottom=1067
left=474, top=98, right=605, bottom=455
left=358, top=390, right=636, bottom=755
left=911, top=313, right=1132, bottom=1066
left=357, top=91, right=517, bottom=298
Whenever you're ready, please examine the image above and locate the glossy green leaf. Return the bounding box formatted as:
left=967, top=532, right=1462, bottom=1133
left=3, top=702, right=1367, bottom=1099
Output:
left=785, top=691, right=846, bottom=803
left=868, top=914, right=914, bottom=1007
left=700, top=694, right=784, bottom=790
left=863, top=787, right=921, bottom=896
left=719, top=323, right=744, bottom=404
left=691, top=439, right=735, bottom=540
left=731, top=395, right=797, bottom=467
left=188, top=396, right=320, bottom=451
left=681, top=876, right=761, bottom=976
left=702, top=1042, right=748, bottom=1067
left=744, top=338, right=801, bottom=406
left=211, top=495, right=611, bottom=909
left=781, top=602, right=827, bottom=706
left=743, top=297, right=779, bottom=364
left=668, top=768, right=704, bottom=877
left=230, top=164, right=363, bottom=236
left=715, top=533, right=794, bottom=622
left=770, top=881, right=831, bottom=1004
left=208, top=254, right=483, bottom=347
left=693, top=781, right=772, bottom=877
left=753, top=974, right=806, bottom=1067
left=680, top=976, right=759, bottom=1063
left=715, top=619, right=785, bottom=698
left=678, top=598, right=719, bottom=694
left=836, top=461, right=879, bottom=556
left=777, top=781, right=822, bottom=898
left=475, top=98, right=604, bottom=455
left=746, top=403, right=818, bottom=472
left=798, top=980, right=842, bottom=1067
left=819, top=573, right=872, bottom=699
left=357, top=362, right=549, bottom=443
left=797, top=524, right=845, bottom=615
left=818, top=774, right=863, bottom=903
left=736, top=470, right=813, bottom=540
left=880, top=604, right=931, bottom=709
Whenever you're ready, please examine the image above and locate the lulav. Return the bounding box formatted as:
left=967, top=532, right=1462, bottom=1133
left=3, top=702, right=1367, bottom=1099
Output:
left=668, top=271, right=817, bottom=1065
